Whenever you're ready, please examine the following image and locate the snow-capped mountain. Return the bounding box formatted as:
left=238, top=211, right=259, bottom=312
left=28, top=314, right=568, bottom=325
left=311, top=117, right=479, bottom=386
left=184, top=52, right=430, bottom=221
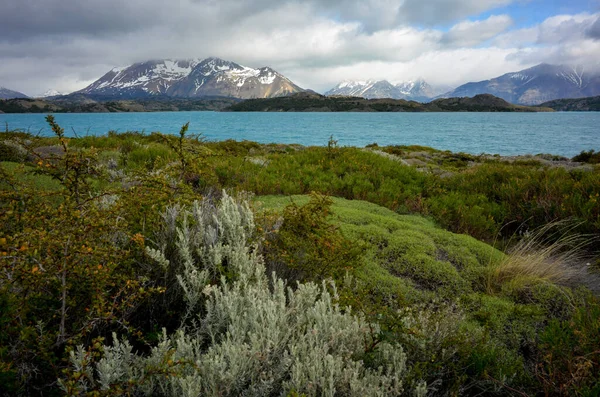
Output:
left=441, top=64, right=600, bottom=105
left=0, top=87, right=29, bottom=99
left=39, top=89, right=66, bottom=98
left=325, top=79, right=436, bottom=101
left=395, top=79, right=438, bottom=101
left=77, top=57, right=304, bottom=99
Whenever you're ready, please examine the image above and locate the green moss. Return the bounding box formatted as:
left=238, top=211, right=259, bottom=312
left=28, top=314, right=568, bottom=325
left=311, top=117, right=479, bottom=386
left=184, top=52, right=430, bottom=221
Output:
left=257, top=195, right=504, bottom=304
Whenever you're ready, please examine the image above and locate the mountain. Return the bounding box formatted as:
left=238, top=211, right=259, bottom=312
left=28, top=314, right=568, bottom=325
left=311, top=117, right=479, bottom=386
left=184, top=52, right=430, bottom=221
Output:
left=325, top=80, right=396, bottom=98
left=39, top=89, right=66, bottom=98
left=325, top=79, right=436, bottom=101
left=396, top=80, right=439, bottom=102
left=0, top=87, right=29, bottom=99
left=441, top=64, right=600, bottom=105
left=76, top=57, right=304, bottom=99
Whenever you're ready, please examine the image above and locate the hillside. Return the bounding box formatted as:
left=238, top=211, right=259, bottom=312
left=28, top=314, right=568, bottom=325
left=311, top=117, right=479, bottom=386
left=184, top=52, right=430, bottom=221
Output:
left=541, top=96, right=600, bottom=111
left=225, top=92, right=553, bottom=112
left=0, top=87, right=29, bottom=99
left=0, top=96, right=239, bottom=113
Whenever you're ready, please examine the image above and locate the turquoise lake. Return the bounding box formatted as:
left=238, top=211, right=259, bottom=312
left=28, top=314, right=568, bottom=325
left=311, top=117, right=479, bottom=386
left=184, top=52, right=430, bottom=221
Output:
left=1, top=111, right=599, bottom=157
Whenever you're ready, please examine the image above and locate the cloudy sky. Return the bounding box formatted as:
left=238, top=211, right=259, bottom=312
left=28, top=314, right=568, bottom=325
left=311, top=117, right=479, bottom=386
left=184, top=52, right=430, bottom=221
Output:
left=1, top=0, right=599, bottom=96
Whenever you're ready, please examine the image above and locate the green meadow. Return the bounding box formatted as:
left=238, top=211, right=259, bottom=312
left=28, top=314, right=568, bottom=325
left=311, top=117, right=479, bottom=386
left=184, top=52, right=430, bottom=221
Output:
left=1, top=119, right=599, bottom=396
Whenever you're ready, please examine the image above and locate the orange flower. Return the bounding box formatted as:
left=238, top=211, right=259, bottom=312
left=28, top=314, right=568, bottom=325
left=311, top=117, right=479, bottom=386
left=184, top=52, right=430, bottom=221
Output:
left=131, top=233, right=145, bottom=246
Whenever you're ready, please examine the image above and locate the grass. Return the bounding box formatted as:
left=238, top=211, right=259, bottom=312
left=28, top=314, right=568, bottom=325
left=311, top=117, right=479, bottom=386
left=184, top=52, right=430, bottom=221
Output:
left=486, top=221, right=596, bottom=295
left=0, top=161, right=62, bottom=191
left=257, top=195, right=505, bottom=305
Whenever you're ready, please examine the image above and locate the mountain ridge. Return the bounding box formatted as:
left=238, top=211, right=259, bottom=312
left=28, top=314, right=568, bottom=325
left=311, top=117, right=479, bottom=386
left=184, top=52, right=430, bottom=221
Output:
left=76, top=57, right=305, bottom=100
left=440, top=63, right=600, bottom=105
left=325, top=79, right=437, bottom=102
left=0, top=87, right=29, bottom=99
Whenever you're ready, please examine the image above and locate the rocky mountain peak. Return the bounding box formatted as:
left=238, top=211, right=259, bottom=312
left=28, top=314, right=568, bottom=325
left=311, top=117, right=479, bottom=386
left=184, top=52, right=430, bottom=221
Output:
left=325, top=79, right=437, bottom=101
left=76, top=57, right=304, bottom=99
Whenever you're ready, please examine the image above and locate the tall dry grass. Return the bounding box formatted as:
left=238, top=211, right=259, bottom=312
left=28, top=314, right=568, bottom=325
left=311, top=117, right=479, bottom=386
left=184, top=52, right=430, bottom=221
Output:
left=486, top=221, right=596, bottom=294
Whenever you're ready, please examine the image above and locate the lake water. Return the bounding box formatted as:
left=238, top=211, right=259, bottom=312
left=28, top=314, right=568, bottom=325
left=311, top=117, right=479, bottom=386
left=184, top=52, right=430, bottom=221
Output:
left=1, top=111, right=599, bottom=157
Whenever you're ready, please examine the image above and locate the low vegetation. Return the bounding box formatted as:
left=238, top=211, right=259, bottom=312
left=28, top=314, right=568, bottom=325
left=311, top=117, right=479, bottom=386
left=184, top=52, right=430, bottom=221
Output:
left=225, top=93, right=553, bottom=112
left=0, top=120, right=599, bottom=396
left=541, top=95, right=600, bottom=111
left=0, top=96, right=239, bottom=113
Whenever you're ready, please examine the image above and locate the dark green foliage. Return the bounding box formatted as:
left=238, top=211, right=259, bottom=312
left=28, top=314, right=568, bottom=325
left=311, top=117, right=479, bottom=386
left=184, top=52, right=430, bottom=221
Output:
left=0, top=140, right=27, bottom=162
left=211, top=146, right=600, bottom=242
left=226, top=92, right=550, bottom=112
left=537, top=292, right=600, bottom=396
left=573, top=149, right=600, bottom=164
left=263, top=193, right=363, bottom=282
left=542, top=95, right=600, bottom=111
left=422, top=162, right=600, bottom=241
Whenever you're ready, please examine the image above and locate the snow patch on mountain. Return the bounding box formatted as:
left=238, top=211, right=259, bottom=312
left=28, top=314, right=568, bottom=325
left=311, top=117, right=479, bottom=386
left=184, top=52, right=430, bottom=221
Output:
left=326, top=78, right=437, bottom=101
left=440, top=63, right=600, bottom=105
left=77, top=57, right=304, bottom=99
left=39, top=89, right=65, bottom=97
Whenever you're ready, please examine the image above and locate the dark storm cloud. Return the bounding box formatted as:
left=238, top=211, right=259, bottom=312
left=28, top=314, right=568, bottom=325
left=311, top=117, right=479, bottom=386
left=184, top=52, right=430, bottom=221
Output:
left=0, top=0, right=166, bottom=40
left=0, top=0, right=516, bottom=41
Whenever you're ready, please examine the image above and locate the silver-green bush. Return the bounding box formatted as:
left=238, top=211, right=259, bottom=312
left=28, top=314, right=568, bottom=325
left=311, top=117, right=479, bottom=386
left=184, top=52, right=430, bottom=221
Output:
left=62, top=192, right=425, bottom=396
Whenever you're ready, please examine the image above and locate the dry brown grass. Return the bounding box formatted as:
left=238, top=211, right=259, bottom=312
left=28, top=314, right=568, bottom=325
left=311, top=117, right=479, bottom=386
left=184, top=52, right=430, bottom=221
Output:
left=486, top=221, right=596, bottom=293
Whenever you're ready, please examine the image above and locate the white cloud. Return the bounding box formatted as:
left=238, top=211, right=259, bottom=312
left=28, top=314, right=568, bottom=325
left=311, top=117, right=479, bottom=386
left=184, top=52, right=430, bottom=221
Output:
left=0, top=0, right=598, bottom=95
left=442, top=14, right=514, bottom=47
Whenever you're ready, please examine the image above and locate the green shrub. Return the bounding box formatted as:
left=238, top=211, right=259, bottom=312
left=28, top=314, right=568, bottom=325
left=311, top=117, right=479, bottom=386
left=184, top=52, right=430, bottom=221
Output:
left=537, top=293, right=600, bottom=396
left=0, top=140, right=27, bottom=162
left=572, top=149, right=600, bottom=164
left=262, top=192, right=363, bottom=282
left=126, top=142, right=175, bottom=170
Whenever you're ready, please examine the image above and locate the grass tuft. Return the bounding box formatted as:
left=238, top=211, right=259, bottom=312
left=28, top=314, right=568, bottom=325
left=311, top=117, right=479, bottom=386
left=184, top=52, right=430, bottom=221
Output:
left=487, top=221, right=595, bottom=293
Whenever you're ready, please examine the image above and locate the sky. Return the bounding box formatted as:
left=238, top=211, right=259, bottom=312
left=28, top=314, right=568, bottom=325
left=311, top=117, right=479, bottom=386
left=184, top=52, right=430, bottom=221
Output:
left=1, top=0, right=599, bottom=96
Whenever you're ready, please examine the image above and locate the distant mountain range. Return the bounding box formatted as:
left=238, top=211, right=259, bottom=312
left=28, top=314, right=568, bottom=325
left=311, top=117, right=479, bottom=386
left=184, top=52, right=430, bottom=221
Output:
left=0, top=87, right=29, bottom=99
left=325, top=79, right=438, bottom=102
left=76, top=57, right=304, bottom=99
left=440, top=64, right=600, bottom=105
left=3, top=61, right=600, bottom=106
left=325, top=64, right=600, bottom=105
